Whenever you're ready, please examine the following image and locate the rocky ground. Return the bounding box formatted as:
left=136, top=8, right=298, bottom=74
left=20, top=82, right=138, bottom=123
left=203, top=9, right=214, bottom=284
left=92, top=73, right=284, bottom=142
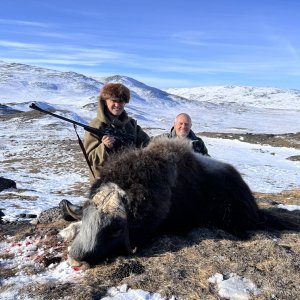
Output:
left=1, top=122, right=300, bottom=299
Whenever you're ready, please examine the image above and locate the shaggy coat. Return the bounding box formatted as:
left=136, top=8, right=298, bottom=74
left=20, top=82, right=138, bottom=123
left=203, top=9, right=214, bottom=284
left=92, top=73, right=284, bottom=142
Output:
left=69, top=138, right=299, bottom=265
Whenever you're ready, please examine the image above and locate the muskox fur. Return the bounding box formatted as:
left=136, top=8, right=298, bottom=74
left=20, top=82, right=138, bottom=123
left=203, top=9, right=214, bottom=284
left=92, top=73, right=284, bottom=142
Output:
left=68, top=137, right=299, bottom=265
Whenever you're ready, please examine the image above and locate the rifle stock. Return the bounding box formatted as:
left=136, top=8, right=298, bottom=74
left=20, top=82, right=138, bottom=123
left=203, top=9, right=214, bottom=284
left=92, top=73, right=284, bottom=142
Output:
left=29, top=103, right=135, bottom=143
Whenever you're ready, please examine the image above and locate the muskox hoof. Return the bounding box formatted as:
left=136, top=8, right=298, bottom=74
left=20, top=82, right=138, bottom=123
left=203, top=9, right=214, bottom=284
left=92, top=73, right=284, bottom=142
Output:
left=68, top=255, right=90, bottom=270
left=59, top=199, right=83, bottom=221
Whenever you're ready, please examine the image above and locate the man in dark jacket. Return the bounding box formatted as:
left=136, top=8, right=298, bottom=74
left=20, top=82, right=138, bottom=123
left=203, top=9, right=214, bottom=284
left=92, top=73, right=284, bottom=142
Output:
left=162, top=113, right=209, bottom=156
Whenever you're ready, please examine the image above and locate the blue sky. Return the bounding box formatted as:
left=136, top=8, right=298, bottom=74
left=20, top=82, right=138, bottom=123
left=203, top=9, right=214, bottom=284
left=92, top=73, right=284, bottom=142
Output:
left=1, top=0, right=300, bottom=89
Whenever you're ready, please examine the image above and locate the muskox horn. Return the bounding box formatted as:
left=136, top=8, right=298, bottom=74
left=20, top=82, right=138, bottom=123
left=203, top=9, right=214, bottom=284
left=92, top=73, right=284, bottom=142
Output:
left=124, top=226, right=137, bottom=254
left=59, top=199, right=83, bottom=221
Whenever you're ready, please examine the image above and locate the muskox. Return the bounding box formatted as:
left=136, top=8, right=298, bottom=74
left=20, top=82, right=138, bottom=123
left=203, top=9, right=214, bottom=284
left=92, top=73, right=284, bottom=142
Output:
left=66, top=138, right=299, bottom=266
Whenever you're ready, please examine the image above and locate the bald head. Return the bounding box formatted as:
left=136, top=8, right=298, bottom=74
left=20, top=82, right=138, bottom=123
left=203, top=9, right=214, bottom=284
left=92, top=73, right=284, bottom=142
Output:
left=174, top=113, right=192, bottom=137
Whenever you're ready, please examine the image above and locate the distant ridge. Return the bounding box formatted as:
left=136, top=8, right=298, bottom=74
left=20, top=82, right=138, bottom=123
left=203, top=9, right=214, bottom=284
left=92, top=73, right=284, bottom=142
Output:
left=0, top=62, right=187, bottom=106
left=1, top=61, right=299, bottom=111
left=166, top=85, right=300, bottom=110
left=0, top=61, right=102, bottom=102
left=103, top=74, right=188, bottom=105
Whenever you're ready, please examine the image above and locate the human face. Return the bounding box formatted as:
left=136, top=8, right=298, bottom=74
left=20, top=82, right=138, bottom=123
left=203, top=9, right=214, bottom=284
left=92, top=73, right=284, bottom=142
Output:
left=174, top=115, right=192, bottom=137
left=105, top=99, right=126, bottom=116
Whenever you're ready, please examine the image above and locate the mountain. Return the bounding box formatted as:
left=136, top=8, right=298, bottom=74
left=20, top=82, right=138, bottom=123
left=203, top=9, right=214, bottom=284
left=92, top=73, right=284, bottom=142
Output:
left=2, top=60, right=299, bottom=111
left=102, top=75, right=188, bottom=105
left=1, top=61, right=300, bottom=134
left=0, top=60, right=102, bottom=104
left=166, top=85, right=300, bottom=110
left=0, top=61, right=186, bottom=108
left=0, top=61, right=193, bottom=132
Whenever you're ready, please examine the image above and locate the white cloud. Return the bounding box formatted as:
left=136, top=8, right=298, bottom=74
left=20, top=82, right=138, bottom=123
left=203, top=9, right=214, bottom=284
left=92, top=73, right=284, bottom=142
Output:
left=0, top=18, right=51, bottom=28
left=0, top=40, right=47, bottom=51
left=171, top=31, right=210, bottom=46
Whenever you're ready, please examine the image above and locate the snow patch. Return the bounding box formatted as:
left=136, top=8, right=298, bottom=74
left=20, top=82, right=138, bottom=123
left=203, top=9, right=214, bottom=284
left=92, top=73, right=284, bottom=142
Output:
left=209, top=273, right=260, bottom=300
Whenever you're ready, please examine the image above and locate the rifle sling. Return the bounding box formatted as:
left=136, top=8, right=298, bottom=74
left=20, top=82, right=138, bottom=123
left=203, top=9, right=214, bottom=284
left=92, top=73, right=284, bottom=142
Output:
left=73, top=124, right=96, bottom=180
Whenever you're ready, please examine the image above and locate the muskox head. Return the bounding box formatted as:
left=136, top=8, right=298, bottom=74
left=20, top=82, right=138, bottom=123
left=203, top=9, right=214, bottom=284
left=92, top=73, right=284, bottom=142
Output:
left=68, top=183, right=134, bottom=266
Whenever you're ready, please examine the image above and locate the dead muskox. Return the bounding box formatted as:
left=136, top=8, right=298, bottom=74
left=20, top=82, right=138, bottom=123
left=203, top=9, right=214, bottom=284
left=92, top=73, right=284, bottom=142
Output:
left=65, top=138, right=299, bottom=266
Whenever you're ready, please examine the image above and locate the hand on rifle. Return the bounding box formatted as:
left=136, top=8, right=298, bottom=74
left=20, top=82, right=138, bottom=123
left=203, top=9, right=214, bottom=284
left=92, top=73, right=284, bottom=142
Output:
left=101, top=135, right=116, bottom=149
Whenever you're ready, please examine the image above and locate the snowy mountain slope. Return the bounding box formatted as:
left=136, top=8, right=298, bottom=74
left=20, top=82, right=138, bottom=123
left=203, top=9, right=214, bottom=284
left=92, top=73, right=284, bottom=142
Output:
left=1, top=61, right=300, bottom=134
left=166, top=85, right=300, bottom=110
left=103, top=75, right=189, bottom=106
left=0, top=60, right=102, bottom=104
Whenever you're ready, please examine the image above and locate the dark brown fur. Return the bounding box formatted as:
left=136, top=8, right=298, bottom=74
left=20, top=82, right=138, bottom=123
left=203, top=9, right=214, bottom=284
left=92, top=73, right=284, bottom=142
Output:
left=100, top=83, right=130, bottom=103
left=70, top=138, right=299, bottom=265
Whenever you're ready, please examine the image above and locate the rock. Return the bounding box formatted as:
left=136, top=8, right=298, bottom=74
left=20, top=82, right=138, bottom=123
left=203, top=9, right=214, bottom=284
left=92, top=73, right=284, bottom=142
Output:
left=0, top=209, right=5, bottom=223
left=0, top=177, right=17, bottom=192
left=38, top=200, right=82, bottom=224
left=16, top=213, right=38, bottom=219
left=38, top=207, right=64, bottom=224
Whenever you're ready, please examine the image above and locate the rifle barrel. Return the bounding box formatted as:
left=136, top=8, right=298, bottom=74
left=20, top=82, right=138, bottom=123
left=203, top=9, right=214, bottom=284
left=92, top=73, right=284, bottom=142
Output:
left=29, top=103, right=105, bottom=137
left=29, top=103, right=89, bottom=129
left=29, top=103, right=135, bottom=141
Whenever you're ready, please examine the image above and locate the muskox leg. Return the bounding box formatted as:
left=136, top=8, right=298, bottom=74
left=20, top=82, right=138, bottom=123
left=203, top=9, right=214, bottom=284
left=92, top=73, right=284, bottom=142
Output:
left=212, top=164, right=261, bottom=237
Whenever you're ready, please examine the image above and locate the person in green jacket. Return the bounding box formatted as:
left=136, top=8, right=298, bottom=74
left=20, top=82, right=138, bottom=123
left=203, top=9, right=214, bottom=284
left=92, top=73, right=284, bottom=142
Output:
left=160, top=113, right=209, bottom=156
left=84, top=83, right=150, bottom=182
left=59, top=83, right=150, bottom=221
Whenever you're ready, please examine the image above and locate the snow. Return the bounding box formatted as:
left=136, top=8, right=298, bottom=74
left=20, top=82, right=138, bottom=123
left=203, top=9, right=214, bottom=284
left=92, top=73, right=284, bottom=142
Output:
left=0, top=237, right=83, bottom=300
left=102, top=284, right=176, bottom=300
left=208, top=273, right=260, bottom=300
left=277, top=204, right=300, bottom=211
left=206, top=137, right=300, bottom=193
left=166, top=85, right=300, bottom=111
left=0, top=63, right=300, bottom=299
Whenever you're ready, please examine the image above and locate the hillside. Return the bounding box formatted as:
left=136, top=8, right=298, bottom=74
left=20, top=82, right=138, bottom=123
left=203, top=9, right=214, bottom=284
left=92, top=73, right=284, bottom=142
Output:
left=166, top=85, right=300, bottom=110
left=1, top=61, right=300, bottom=134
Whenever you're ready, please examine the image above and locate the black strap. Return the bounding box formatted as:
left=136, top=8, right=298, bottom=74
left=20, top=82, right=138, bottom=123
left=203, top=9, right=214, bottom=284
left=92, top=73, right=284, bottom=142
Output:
left=73, top=124, right=96, bottom=180
left=133, top=119, right=137, bottom=145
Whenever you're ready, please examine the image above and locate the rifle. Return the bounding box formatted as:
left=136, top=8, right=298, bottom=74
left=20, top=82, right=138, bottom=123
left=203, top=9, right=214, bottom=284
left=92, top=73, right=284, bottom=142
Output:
left=29, top=103, right=136, bottom=145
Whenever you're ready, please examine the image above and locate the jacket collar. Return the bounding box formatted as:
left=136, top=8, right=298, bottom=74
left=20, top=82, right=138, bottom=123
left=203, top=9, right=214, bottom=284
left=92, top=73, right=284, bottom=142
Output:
left=170, top=127, right=197, bottom=140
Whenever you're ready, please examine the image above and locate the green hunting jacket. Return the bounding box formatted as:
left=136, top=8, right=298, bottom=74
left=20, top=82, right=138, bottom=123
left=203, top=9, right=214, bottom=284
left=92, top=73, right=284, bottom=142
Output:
left=84, top=98, right=150, bottom=182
